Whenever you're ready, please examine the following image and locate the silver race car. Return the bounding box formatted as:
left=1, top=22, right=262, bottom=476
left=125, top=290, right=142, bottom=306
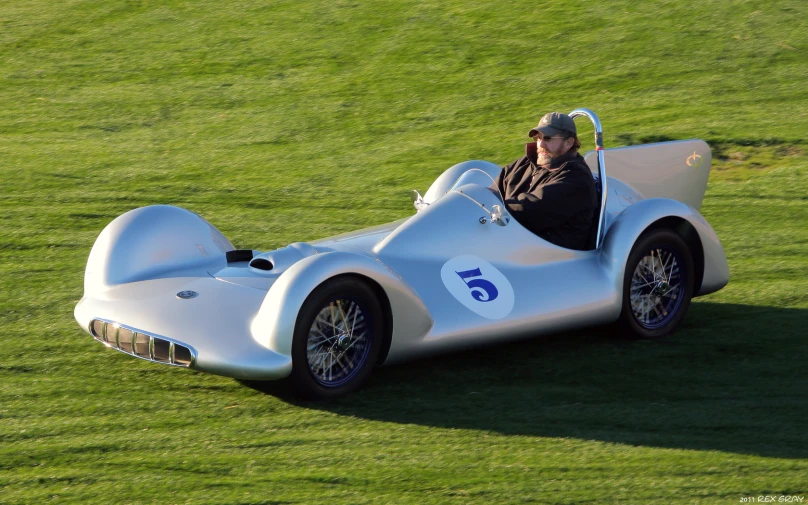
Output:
left=74, top=109, right=729, bottom=399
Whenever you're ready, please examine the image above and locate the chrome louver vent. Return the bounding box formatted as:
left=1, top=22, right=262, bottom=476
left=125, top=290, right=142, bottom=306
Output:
left=89, top=319, right=195, bottom=368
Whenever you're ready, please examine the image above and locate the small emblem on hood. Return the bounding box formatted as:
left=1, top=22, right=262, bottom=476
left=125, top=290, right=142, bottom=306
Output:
left=177, top=291, right=198, bottom=299
left=686, top=151, right=703, bottom=167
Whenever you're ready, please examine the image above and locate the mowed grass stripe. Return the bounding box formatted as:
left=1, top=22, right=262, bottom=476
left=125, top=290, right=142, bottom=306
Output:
left=1, top=0, right=807, bottom=503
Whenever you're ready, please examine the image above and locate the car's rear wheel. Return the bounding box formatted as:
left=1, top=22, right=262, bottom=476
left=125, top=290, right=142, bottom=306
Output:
left=619, top=229, right=695, bottom=339
left=290, top=276, right=383, bottom=399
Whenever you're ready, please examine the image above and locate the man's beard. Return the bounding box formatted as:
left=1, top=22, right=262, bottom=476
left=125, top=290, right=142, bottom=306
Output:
left=537, top=146, right=570, bottom=167
left=537, top=150, right=553, bottom=165
left=537, top=148, right=563, bottom=166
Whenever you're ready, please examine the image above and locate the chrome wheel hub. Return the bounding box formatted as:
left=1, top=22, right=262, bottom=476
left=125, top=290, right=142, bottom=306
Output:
left=336, top=334, right=352, bottom=351
left=652, top=281, right=670, bottom=297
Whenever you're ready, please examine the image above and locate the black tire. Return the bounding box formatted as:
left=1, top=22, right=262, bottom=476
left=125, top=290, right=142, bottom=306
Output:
left=618, top=229, right=695, bottom=339
left=289, top=276, right=383, bottom=400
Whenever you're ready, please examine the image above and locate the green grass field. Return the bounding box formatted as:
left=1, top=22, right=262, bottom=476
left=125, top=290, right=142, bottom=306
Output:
left=1, top=1, right=806, bottom=503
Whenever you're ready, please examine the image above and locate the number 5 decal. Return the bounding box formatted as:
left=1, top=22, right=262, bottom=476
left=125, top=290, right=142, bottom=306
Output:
left=441, top=255, right=515, bottom=320
left=455, top=268, right=498, bottom=302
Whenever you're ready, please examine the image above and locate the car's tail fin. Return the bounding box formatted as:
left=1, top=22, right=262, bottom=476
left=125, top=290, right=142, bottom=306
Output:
left=584, top=139, right=712, bottom=210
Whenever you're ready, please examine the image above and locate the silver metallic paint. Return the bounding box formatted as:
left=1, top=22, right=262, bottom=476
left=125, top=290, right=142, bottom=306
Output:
left=251, top=250, right=433, bottom=362
left=423, top=160, right=502, bottom=204
left=584, top=139, right=712, bottom=211
left=84, top=205, right=232, bottom=293
left=75, top=275, right=292, bottom=379
left=75, top=135, right=729, bottom=381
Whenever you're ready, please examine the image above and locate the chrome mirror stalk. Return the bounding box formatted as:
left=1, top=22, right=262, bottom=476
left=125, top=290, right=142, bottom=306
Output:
left=411, top=190, right=429, bottom=211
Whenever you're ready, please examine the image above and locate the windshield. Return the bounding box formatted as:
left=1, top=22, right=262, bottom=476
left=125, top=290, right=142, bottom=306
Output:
left=448, top=168, right=504, bottom=202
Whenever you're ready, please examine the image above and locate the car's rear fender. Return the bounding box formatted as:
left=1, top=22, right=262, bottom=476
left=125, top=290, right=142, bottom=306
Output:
left=251, top=251, right=433, bottom=364
left=600, top=198, right=729, bottom=298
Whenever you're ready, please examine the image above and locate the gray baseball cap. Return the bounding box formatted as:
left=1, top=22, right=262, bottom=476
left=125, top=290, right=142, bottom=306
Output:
left=528, top=112, right=577, bottom=138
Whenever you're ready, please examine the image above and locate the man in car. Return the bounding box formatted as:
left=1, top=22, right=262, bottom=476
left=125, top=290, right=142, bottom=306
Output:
left=496, top=112, right=598, bottom=250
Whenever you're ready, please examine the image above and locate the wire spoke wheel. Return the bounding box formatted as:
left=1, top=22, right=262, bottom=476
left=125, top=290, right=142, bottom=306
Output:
left=306, top=298, right=370, bottom=387
left=291, top=277, right=384, bottom=399
left=629, top=247, right=683, bottom=329
left=619, top=229, right=694, bottom=339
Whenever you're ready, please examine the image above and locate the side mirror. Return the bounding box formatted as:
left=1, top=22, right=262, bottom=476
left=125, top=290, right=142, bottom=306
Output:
left=490, top=204, right=510, bottom=226
left=411, top=190, right=429, bottom=211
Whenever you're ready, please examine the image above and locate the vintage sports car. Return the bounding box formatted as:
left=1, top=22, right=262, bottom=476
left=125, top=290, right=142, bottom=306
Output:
left=74, top=109, right=729, bottom=399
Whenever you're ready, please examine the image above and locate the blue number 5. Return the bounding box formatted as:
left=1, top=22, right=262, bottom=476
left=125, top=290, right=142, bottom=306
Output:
left=456, top=268, right=499, bottom=302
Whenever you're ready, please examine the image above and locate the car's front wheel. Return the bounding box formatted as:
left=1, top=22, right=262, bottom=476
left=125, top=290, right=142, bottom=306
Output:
left=619, top=229, right=695, bottom=339
left=290, top=276, right=383, bottom=399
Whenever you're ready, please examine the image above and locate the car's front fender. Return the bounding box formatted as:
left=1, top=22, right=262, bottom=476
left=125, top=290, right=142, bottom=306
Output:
left=84, top=205, right=233, bottom=294
left=251, top=251, right=433, bottom=363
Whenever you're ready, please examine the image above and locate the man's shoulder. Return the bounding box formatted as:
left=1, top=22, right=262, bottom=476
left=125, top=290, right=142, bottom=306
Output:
left=551, top=154, right=596, bottom=190
left=569, top=153, right=591, bottom=168
left=565, top=154, right=595, bottom=178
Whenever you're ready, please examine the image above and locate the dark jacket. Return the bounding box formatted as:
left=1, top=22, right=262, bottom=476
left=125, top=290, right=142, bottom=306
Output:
left=496, top=143, right=597, bottom=250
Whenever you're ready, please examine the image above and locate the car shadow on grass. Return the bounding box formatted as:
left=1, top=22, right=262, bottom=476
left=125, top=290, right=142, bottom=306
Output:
left=244, top=302, right=808, bottom=459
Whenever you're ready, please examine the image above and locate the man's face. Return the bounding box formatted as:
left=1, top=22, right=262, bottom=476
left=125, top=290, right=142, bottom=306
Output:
left=536, top=134, right=573, bottom=165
